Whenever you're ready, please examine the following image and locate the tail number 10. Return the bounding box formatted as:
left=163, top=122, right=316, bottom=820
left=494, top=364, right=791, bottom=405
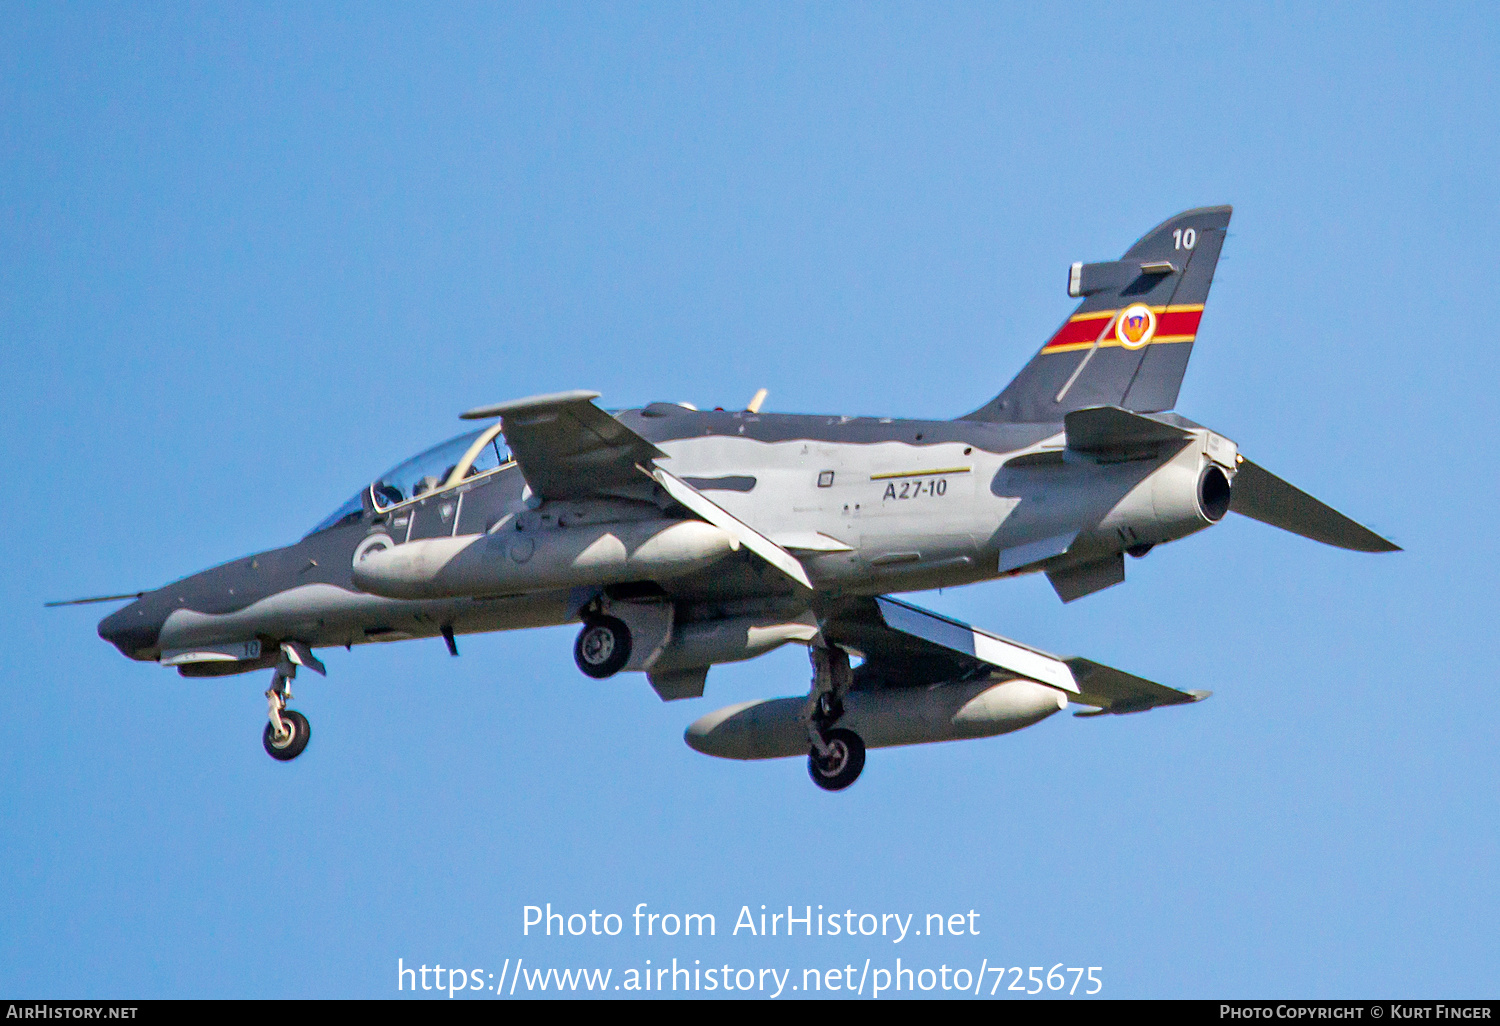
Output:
left=1173, top=228, right=1197, bottom=250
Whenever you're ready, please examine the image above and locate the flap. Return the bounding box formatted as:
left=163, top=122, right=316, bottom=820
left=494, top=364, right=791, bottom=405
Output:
left=815, top=596, right=1079, bottom=693
left=818, top=596, right=1206, bottom=723
left=460, top=391, right=665, bottom=502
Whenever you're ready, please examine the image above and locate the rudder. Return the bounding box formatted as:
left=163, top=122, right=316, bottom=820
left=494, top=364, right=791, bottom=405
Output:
left=964, top=206, right=1231, bottom=423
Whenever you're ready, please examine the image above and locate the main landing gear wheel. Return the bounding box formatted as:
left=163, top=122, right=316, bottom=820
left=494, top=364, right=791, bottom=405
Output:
left=263, top=709, right=311, bottom=761
left=808, top=727, right=865, bottom=791
left=574, top=616, right=632, bottom=679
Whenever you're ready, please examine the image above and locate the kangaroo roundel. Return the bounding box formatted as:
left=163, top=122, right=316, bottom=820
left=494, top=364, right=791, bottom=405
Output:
left=1116, top=303, right=1157, bottom=349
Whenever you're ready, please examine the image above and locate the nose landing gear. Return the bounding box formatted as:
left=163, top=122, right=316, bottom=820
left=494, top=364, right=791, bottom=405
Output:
left=263, top=698, right=310, bottom=761
left=261, top=642, right=322, bottom=762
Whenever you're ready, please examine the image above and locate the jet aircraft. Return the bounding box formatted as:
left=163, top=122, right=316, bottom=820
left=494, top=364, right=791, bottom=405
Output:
left=66, top=207, right=1397, bottom=790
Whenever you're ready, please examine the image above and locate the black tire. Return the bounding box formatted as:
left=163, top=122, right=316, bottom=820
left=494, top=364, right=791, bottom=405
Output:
left=263, top=709, right=311, bottom=761
left=574, top=616, right=632, bottom=679
left=808, top=727, right=865, bottom=791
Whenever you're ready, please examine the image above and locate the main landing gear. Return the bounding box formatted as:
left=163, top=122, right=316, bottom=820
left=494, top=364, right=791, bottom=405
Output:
left=262, top=642, right=321, bottom=762
left=574, top=615, right=632, bottom=679
left=805, top=645, right=865, bottom=791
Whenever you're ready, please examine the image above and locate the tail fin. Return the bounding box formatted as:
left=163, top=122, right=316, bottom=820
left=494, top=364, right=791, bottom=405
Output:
left=963, top=206, right=1232, bottom=424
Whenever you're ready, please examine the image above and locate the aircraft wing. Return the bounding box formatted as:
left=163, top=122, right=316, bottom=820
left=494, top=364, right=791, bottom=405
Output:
left=461, top=390, right=665, bottom=502
left=821, top=595, right=1207, bottom=715
left=461, top=391, right=813, bottom=588
left=1063, top=658, right=1209, bottom=716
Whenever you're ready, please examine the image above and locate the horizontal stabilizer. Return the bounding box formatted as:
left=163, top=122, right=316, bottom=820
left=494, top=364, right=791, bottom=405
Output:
left=1231, top=459, right=1399, bottom=553
left=1065, top=405, right=1192, bottom=459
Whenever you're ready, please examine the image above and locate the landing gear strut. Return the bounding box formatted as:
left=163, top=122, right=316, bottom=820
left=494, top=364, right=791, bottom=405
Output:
left=574, top=615, right=632, bottom=679
left=805, top=645, right=865, bottom=791
left=262, top=646, right=316, bottom=761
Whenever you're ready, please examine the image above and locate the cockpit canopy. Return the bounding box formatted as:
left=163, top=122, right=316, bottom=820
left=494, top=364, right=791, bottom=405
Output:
left=305, top=427, right=511, bottom=536
left=370, top=428, right=509, bottom=508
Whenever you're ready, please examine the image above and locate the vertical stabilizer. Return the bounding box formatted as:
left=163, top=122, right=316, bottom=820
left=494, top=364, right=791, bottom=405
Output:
left=964, top=206, right=1231, bottom=424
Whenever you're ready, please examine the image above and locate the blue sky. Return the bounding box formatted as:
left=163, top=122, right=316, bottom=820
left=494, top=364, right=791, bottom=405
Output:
left=2, top=2, right=1497, bottom=998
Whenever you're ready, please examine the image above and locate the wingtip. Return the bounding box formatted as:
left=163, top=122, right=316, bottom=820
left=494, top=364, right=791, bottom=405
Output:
left=460, top=389, right=604, bottom=420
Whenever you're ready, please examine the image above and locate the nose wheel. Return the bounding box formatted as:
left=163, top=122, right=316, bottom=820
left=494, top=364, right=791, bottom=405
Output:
left=261, top=643, right=322, bottom=762
left=264, top=709, right=311, bottom=761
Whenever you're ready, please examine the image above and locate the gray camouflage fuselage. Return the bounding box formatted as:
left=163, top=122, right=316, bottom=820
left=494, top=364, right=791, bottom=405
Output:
left=97, top=406, right=1227, bottom=670
left=84, top=205, right=1404, bottom=785
left=92, top=204, right=1396, bottom=758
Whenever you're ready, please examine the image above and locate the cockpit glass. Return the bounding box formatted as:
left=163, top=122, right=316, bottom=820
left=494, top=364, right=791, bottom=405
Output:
left=307, top=429, right=513, bottom=534
left=372, top=429, right=483, bottom=509
left=306, top=428, right=513, bottom=531
left=305, top=493, right=364, bottom=537
left=369, top=428, right=511, bottom=510
left=467, top=434, right=507, bottom=478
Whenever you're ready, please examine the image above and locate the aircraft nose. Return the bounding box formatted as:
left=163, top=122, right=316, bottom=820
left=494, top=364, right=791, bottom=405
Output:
left=98, top=600, right=163, bottom=661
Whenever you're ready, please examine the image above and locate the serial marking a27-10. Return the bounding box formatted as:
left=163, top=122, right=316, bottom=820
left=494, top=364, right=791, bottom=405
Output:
left=63, top=207, right=1398, bottom=790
